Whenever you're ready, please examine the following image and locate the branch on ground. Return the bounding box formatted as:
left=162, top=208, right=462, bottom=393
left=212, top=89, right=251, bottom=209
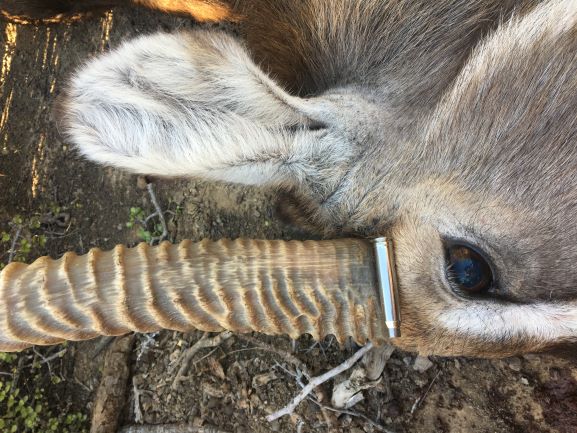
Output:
left=171, top=331, right=233, bottom=390
left=91, top=334, right=136, bottom=433
left=266, top=342, right=374, bottom=422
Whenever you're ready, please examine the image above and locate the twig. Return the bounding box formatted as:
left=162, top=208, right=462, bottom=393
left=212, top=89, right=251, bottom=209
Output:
left=12, top=355, right=25, bottom=387
left=237, top=334, right=311, bottom=379
left=132, top=376, right=146, bottom=425
left=119, top=424, right=230, bottom=433
left=222, top=347, right=259, bottom=357
left=410, top=369, right=441, bottom=415
left=296, top=419, right=305, bottom=433
left=272, top=362, right=303, bottom=384
left=266, top=342, right=374, bottom=421
left=146, top=182, right=168, bottom=244
left=304, top=336, right=334, bottom=358
left=28, top=348, right=67, bottom=379
left=306, top=397, right=395, bottom=433
left=28, top=348, right=67, bottom=367
left=241, top=335, right=335, bottom=426
left=171, top=331, right=232, bottom=390
left=7, top=226, right=21, bottom=263
left=136, top=332, right=159, bottom=363
left=192, top=346, right=220, bottom=366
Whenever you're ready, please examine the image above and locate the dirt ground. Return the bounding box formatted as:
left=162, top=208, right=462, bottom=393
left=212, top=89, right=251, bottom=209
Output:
left=0, top=7, right=576, bottom=433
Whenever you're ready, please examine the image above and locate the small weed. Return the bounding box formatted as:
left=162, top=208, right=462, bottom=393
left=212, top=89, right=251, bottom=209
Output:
left=126, top=199, right=179, bottom=244
left=126, top=206, right=166, bottom=243
left=0, top=215, right=48, bottom=270
left=0, top=349, right=88, bottom=433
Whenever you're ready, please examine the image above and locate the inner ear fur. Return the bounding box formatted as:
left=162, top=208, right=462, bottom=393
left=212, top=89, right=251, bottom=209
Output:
left=59, top=29, right=345, bottom=189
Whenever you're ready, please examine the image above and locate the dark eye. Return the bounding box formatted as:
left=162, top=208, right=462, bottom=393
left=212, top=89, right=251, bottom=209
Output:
left=445, top=243, right=493, bottom=295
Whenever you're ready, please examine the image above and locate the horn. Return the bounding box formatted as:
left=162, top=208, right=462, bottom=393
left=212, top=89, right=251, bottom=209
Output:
left=0, top=238, right=388, bottom=351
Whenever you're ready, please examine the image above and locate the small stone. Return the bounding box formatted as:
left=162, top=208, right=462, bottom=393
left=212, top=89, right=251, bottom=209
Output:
left=507, top=357, right=522, bottom=372
left=362, top=344, right=394, bottom=381
left=207, top=357, right=226, bottom=381
left=413, top=356, right=434, bottom=373
left=340, top=415, right=353, bottom=428
left=251, top=371, right=278, bottom=389
left=136, top=175, right=148, bottom=189
left=520, top=377, right=530, bottom=386
left=168, top=349, right=181, bottom=363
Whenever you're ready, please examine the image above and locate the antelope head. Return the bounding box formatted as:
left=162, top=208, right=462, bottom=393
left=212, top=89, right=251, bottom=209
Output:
left=2, top=0, right=577, bottom=358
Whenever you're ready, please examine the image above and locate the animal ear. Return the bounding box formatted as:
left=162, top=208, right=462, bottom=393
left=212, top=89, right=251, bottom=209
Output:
left=59, top=29, right=348, bottom=190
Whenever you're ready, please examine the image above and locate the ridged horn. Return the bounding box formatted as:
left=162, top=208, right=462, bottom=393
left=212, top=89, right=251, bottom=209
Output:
left=0, top=238, right=387, bottom=351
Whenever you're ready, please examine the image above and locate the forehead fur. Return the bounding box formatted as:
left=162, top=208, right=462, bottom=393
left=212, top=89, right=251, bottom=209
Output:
left=396, top=0, right=577, bottom=303
left=426, top=0, right=577, bottom=203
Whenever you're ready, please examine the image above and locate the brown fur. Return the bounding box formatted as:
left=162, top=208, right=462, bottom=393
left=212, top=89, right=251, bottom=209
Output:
left=9, top=0, right=577, bottom=358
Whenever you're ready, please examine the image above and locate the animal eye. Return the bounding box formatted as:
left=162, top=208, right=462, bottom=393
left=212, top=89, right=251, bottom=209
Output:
left=445, top=243, right=493, bottom=296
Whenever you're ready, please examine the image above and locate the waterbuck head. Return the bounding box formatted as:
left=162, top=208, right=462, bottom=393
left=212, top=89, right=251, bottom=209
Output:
left=2, top=0, right=576, bottom=358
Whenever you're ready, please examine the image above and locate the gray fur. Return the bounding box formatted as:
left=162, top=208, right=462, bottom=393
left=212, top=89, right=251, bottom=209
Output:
left=48, top=0, right=577, bottom=356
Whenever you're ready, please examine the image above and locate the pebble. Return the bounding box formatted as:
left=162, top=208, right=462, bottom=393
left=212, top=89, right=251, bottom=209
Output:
left=136, top=176, right=148, bottom=189
left=507, top=357, right=522, bottom=372
left=413, top=356, right=434, bottom=373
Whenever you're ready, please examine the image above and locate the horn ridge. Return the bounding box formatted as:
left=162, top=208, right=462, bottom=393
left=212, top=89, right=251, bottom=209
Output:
left=0, top=238, right=386, bottom=351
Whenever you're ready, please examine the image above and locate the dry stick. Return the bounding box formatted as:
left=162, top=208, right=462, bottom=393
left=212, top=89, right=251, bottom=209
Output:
left=410, top=369, right=442, bottom=415
left=133, top=377, right=145, bottom=424
left=7, top=226, right=21, bottom=263
left=29, top=347, right=67, bottom=379
left=119, top=424, right=230, bottom=433
left=171, top=331, right=233, bottom=390
left=237, top=335, right=337, bottom=427
left=236, top=334, right=311, bottom=378
left=146, top=182, right=169, bottom=244
left=26, top=348, right=67, bottom=368
left=273, top=361, right=338, bottom=429
left=306, top=397, right=395, bottom=433
left=296, top=419, right=305, bottom=433
left=192, top=346, right=219, bottom=366
left=136, top=332, right=159, bottom=362
left=91, top=335, right=136, bottom=433
left=266, top=342, right=374, bottom=422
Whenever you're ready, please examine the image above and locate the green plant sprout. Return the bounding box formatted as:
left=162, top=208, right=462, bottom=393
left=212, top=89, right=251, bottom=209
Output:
left=0, top=215, right=47, bottom=271
left=0, top=351, right=88, bottom=433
